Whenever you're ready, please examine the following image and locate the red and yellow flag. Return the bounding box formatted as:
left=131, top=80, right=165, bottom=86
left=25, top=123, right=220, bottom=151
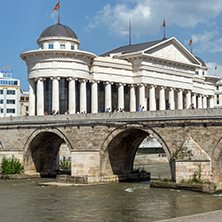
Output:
left=189, top=39, right=192, bottom=46
left=53, top=2, right=60, bottom=11
left=162, top=19, right=166, bottom=28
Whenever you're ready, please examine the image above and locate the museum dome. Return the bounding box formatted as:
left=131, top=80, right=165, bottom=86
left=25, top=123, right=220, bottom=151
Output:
left=39, top=23, right=78, bottom=39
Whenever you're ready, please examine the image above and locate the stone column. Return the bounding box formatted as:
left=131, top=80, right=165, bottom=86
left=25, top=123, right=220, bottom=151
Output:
left=186, top=91, right=191, bottom=109
left=118, top=83, right=124, bottom=110
left=139, top=84, right=145, bottom=109
left=198, top=95, right=203, bottom=109
left=169, top=88, right=175, bottom=110
left=80, top=79, right=87, bottom=113
left=91, top=81, right=98, bottom=113
left=105, top=82, right=112, bottom=110
left=209, top=96, right=214, bottom=108
left=68, top=78, right=76, bottom=114
left=37, top=78, right=44, bottom=116
left=192, top=93, right=197, bottom=108
left=130, top=85, right=136, bottom=112
left=159, top=87, right=165, bottom=111
left=29, top=79, right=36, bottom=116
left=203, top=96, right=207, bottom=109
left=52, top=77, right=60, bottom=113
left=149, top=85, right=156, bottom=111
left=177, top=89, right=183, bottom=110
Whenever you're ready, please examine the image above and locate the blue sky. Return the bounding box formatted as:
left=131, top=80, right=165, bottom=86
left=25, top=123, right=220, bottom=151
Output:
left=1, top=0, right=222, bottom=91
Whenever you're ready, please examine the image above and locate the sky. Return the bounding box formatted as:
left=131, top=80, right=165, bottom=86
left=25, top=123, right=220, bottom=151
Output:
left=1, top=0, right=222, bottom=91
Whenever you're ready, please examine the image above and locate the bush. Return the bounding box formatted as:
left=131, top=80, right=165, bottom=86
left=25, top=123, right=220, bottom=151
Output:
left=59, top=157, right=71, bottom=171
left=1, top=155, right=24, bottom=174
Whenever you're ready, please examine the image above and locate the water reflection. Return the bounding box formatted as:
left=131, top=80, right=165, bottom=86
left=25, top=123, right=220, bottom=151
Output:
left=1, top=178, right=222, bottom=222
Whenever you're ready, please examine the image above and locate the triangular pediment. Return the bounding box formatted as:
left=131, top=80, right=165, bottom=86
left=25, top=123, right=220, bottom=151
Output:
left=143, top=38, right=201, bottom=66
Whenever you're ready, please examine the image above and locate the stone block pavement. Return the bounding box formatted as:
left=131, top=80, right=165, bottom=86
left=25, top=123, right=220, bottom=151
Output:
left=158, top=209, right=222, bottom=222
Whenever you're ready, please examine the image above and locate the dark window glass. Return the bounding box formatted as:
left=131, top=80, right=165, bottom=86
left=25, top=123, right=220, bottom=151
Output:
left=44, top=78, right=52, bottom=115
left=49, top=44, right=54, bottom=49
left=59, top=78, right=69, bottom=114
left=7, top=90, right=15, bottom=95
left=124, top=85, right=130, bottom=111
left=98, top=82, right=105, bottom=112
left=7, top=109, right=15, bottom=113
left=7, top=100, right=15, bottom=104
left=112, top=83, right=118, bottom=111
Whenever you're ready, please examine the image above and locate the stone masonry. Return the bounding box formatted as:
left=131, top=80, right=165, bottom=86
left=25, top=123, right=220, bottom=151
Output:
left=0, top=109, right=222, bottom=183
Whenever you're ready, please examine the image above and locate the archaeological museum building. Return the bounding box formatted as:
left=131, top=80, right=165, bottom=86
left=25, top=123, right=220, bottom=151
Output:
left=20, top=23, right=218, bottom=116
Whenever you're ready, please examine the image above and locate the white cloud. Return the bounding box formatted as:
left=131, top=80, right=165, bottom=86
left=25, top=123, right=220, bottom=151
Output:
left=86, top=0, right=222, bottom=38
left=207, top=62, right=222, bottom=78
left=50, top=12, right=57, bottom=23
left=189, top=31, right=222, bottom=54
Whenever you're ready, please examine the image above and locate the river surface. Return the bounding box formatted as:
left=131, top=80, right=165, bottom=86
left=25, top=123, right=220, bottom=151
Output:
left=1, top=163, right=222, bottom=222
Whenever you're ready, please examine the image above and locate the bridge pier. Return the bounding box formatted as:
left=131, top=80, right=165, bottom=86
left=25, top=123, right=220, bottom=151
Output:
left=71, top=150, right=101, bottom=177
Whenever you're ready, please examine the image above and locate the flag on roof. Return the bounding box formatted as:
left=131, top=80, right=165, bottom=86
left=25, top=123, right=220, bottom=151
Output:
left=189, top=39, right=192, bottom=46
left=162, top=19, right=166, bottom=28
left=53, top=2, right=60, bottom=11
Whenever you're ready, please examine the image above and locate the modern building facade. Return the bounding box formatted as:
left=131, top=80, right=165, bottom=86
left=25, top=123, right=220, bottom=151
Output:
left=0, top=67, right=20, bottom=117
left=20, top=23, right=218, bottom=116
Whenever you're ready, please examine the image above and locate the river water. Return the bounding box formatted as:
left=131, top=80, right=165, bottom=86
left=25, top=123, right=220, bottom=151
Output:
left=1, top=163, right=222, bottom=222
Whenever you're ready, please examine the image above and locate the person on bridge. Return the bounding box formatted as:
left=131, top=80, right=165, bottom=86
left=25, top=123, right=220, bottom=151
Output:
left=166, top=103, right=171, bottom=110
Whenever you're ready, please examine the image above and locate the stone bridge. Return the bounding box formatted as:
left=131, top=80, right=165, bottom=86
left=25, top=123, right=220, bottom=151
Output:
left=1, top=109, right=222, bottom=184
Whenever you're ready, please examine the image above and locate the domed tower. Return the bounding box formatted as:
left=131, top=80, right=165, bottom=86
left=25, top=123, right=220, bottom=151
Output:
left=21, top=23, right=96, bottom=116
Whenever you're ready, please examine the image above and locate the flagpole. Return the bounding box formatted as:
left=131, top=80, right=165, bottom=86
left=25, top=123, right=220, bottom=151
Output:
left=58, top=0, right=61, bottom=24
left=129, top=18, right=131, bottom=45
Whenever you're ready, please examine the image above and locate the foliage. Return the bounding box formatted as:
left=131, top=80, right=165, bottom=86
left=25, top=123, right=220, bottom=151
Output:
left=59, top=157, right=71, bottom=171
left=158, top=176, right=173, bottom=182
left=1, top=155, right=24, bottom=174
left=181, top=164, right=204, bottom=184
left=172, top=146, right=193, bottom=160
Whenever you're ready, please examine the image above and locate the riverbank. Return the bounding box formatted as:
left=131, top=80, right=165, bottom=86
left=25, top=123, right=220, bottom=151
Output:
left=158, top=209, right=222, bottom=222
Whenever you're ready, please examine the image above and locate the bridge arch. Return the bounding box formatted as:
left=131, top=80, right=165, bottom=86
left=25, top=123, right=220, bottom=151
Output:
left=23, top=127, right=72, bottom=176
left=100, top=123, right=171, bottom=176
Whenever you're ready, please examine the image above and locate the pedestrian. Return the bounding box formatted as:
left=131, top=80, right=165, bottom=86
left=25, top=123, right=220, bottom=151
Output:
left=166, top=103, right=171, bottom=110
left=138, top=105, right=142, bottom=111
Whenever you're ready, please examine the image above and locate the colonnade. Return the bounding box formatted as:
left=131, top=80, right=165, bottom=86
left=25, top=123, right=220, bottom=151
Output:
left=28, top=78, right=215, bottom=116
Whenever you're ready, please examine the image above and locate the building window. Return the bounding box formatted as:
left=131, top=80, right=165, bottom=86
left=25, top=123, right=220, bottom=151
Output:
left=60, top=44, right=65, bottom=49
left=71, top=45, right=74, bottom=50
left=195, top=71, right=199, bottom=75
left=217, top=86, right=219, bottom=91
left=7, top=109, right=15, bottom=113
left=49, top=44, right=54, bottom=49
left=26, top=106, right=29, bottom=112
left=0, top=109, right=3, bottom=113
left=7, top=100, right=15, bottom=104
left=217, top=95, right=219, bottom=104
left=202, top=71, right=205, bottom=75
left=40, top=45, right=43, bottom=49
left=0, top=90, right=3, bottom=94
left=0, top=99, right=3, bottom=104
left=7, top=90, right=15, bottom=95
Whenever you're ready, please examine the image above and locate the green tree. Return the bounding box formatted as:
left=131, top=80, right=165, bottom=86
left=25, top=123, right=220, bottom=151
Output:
left=1, top=155, right=24, bottom=174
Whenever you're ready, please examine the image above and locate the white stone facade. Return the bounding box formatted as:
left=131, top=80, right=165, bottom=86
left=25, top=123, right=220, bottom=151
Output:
left=20, top=23, right=218, bottom=116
